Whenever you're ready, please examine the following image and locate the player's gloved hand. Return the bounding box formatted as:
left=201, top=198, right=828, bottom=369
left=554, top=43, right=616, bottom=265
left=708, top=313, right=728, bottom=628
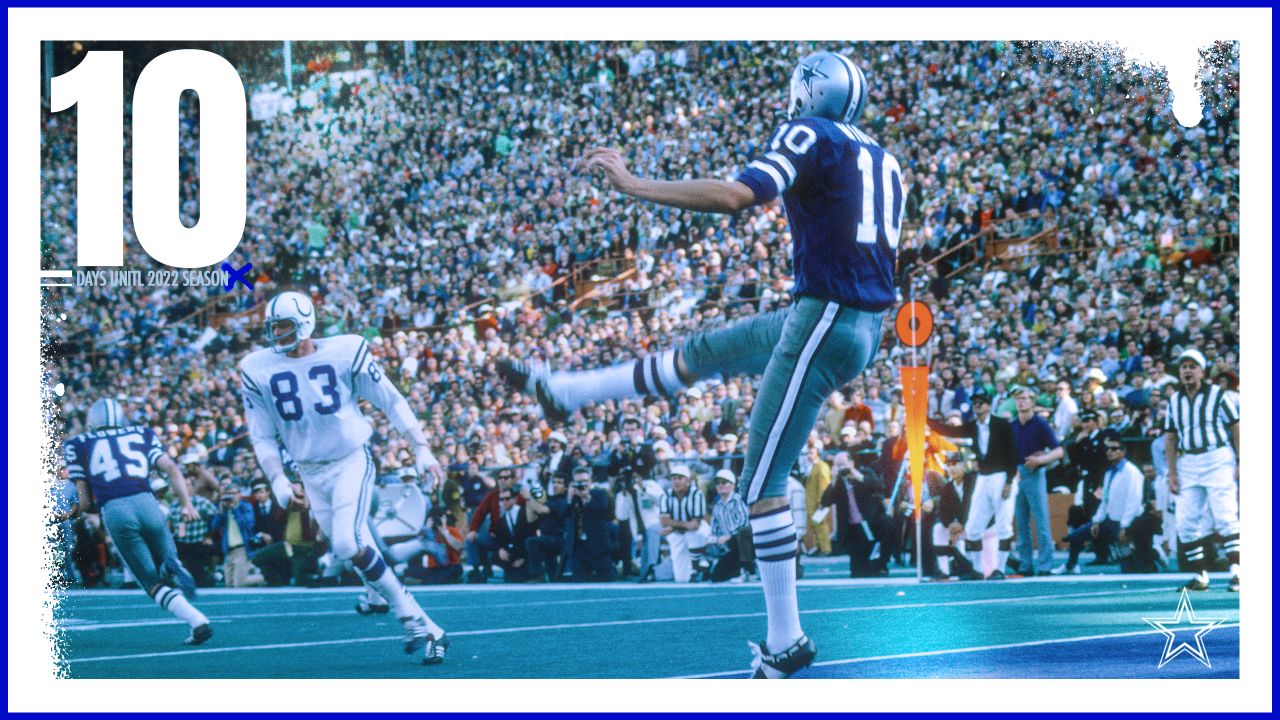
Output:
left=414, top=443, right=444, bottom=492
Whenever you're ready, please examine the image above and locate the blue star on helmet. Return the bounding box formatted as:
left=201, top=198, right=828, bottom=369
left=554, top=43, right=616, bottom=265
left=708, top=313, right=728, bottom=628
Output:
left=798, top=60, right=829, bottom=95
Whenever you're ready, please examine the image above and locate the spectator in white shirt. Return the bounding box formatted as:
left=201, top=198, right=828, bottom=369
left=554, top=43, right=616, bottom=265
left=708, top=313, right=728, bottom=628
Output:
left=1052, top=379, right=1079, bottom=441
left=1055, top=431, right=1144, bottom=573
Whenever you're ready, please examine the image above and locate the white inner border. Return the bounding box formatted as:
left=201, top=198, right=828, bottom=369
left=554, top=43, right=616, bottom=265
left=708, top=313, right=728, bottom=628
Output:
left=7, top=6, right=1272, bottom=714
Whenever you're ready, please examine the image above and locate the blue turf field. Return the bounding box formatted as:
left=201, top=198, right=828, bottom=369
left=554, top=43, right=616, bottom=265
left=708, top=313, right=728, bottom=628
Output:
left=55, top=565, right=1240, bottom=679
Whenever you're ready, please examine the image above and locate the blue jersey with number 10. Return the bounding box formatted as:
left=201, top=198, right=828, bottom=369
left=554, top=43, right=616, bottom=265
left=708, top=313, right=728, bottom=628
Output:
left=735, top=117, right=903, bottom=311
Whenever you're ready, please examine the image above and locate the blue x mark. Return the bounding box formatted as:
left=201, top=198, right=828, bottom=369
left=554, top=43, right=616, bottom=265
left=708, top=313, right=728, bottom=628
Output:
left=223, top=262, right=254, bottom=291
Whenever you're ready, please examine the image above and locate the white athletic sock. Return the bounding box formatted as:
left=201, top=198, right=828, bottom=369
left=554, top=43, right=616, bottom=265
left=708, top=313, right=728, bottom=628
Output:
left=1230, top=563, right=1240, bottom=578
left=551, top=349, right=685, bottom=409
left=750, top=507, right=804, bottom=652
left=154, top=586, right=208, bottom=628
left=364, top=586, right=386, bottom=605
left=551, top=364, right=636, bottom=410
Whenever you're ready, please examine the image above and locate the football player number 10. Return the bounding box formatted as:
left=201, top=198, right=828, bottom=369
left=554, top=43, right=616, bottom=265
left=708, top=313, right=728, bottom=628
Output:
left=51, top=50, right=247, bottom=269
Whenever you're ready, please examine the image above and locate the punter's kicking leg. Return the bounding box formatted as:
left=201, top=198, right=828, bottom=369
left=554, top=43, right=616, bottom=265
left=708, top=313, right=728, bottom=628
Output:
left=730, top=298, right=884, bottom=677
left=310, top=447, right=449, bottom=665
left=498, top=307, right=789, bottom=419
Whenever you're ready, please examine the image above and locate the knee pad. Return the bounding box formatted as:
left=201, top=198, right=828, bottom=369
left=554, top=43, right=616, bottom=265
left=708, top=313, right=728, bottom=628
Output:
left=330, top=533, right=359, bottom=563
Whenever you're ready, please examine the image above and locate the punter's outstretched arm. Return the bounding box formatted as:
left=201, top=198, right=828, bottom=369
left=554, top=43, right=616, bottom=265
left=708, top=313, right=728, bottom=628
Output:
left=584, top=148, right=755, bottom=214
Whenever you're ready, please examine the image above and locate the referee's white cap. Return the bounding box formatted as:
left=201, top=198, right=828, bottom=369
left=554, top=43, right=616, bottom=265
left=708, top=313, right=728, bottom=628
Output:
left=1176, top=348, right=1207, bottom=368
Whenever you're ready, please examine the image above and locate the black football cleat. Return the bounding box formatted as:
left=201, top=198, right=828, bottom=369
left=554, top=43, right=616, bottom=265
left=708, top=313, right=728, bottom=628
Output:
left=423, top=633, right=450, bottom=665
left=497, top=360, right=571, bottom=423
left=985, top=570, right=1006, bottom=581
left=184, top=623, right=213, bottom=646
left=749, top=635, right=817, bottom=679
left=496, top=359, right=534, bottom=394
left=1181, top=573, right=1210, bottom=592
left=356, top=599, right=391, bottom=616
left=1227, top=575, right=1240, bottom=592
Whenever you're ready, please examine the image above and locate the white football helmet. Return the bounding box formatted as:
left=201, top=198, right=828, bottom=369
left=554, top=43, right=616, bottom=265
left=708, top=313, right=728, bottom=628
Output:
left=788, top=50, right=869, bottom=124
left=263, top=291, right=316, bottom=353
left=87, top=398, right=125, bottom=431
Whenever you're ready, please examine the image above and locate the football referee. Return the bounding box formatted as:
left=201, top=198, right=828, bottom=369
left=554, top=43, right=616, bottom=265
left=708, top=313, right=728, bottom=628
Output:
left=1164, top=348, right=1240, bottom=592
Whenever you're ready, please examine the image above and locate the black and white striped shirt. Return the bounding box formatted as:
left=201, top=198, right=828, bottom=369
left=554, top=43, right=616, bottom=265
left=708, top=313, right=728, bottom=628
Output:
left=660, top=487, right=707, bottom=523
left=1164, top=383, right=1239, bottom=454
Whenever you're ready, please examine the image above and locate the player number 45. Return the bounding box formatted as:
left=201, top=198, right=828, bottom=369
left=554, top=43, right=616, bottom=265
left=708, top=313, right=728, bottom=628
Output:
left=51, top=50, right=247, bottom=268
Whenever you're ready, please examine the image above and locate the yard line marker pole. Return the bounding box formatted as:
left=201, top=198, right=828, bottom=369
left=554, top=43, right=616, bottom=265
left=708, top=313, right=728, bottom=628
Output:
left=895, top=293, right=934, bottom=584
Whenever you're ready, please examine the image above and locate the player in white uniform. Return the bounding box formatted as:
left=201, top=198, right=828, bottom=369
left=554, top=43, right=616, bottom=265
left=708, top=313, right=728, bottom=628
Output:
left=240, top=291, right=449, bottom=664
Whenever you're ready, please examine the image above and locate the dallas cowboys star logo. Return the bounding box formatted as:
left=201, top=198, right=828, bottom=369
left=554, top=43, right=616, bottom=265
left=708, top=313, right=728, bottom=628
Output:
left=1143, top=589, right=1226, bottom=669
left=797, top=60, right=828, bottom=95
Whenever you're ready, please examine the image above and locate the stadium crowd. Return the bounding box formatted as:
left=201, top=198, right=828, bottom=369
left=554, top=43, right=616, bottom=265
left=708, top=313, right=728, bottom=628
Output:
left=43, top=40, right=1239, bottom=588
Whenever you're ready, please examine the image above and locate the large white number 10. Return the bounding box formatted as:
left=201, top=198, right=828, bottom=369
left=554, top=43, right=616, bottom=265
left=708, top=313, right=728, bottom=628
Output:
left=51, top=50, right=247, bottom=268
left=854, top=147, right=904, bottom=250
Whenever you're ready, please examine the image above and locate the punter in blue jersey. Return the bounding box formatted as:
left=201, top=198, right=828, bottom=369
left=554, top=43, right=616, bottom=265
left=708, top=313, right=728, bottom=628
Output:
left=63, top=398, right=213, bottom=645
left=500, top=50, right=902, bottom=678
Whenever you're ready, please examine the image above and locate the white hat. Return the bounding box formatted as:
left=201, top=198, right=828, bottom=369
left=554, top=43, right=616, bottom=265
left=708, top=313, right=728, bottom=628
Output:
left=1086, top=368, right=1107, bottom=383
left=650, top=426, right=668, bottom=439
left=149, top=477, right=168, bottom=493
left=840, top=425, right=858, bottom=438
left=714, top=468, right=737, bottom=485
left=548, top=431, right=568, bottom=445
left=669, top=464, right=691, bottom=478
left=652, top=440, right=673, bottom=458
left=686, top=387, right=703, bottom=399
left=1176, top=348, right=1207, bottom=368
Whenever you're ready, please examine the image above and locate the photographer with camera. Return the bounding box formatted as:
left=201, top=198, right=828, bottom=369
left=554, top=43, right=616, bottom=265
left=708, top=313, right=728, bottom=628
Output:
left=524, top=474, right=570, bottom=582
left=387, top=506, right=466, bottom=585
left=609, top=417, right=656, bottom=481
left=821, top=454, right=891, bottom=578
left=209, top=480, right=264, bottom=587
left=563, top=467, right=613, bottom=581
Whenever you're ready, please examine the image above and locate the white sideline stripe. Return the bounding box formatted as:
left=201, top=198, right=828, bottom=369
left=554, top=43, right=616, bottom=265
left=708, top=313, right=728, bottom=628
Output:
left=674, top=623, right=1243, bottom=678
left=60, top=571, right=1227, bottom=599
left=746, top=301, right=838, bottom=502
left=65, top=587, right=1183, bottom=663
left=63, top=590, right=762, bottom=626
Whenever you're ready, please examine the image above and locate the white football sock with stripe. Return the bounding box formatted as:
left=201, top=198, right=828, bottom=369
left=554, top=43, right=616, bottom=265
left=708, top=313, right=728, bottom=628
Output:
left=549, top=349, right=684, bottom=409
left=750, top=506, right=804, bottom=653
left=353, top=547, right=440, bottom=634
left=154, top=586, right=208, bottom=628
